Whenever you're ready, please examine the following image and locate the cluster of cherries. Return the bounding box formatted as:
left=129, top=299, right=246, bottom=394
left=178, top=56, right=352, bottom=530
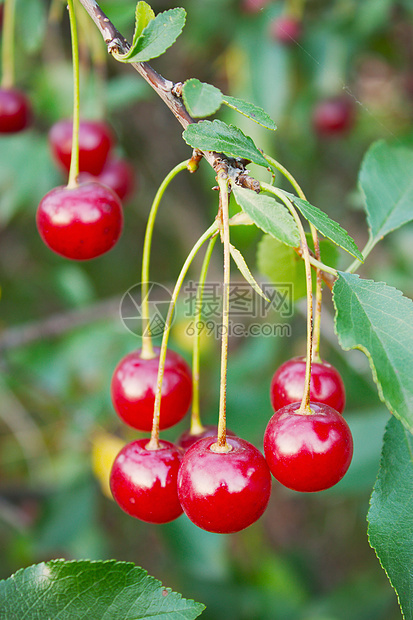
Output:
left=109, top=346, right=353, bottom=534
left=36, top=119, right=135, bottom=261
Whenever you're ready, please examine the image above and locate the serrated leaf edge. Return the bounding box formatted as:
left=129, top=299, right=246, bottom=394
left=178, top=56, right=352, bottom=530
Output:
left=332, top=273, right=413, bottom=435
left=366, top=419, right=409, bottom=620
left=222, top=96, right=277, bottom=131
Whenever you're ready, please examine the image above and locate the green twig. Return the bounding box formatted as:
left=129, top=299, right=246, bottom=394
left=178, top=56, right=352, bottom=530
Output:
left=140, top=160, right=190, bottom=359
left=146, top=221, right=219, bottom=450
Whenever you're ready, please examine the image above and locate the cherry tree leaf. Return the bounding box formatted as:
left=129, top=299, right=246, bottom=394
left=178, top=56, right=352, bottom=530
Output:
left=182, top=79, right=223, bottom=118
left=222, top=96, right=277, bottom=131
left=360, top=138, right=413, bottom=252
left=368, top=416, right=413, bottom=619
left=281, top=191, right=363, bottom=261
left=114, top=7, right=186, bottom=63
left=257, top=234, right=339, bottom=302
left=230, top=243, right=270, bottom=302
left=333, top=272, right=413, bottom=434
left=0, top=559, right=205, bottom=619
left=182, top=120, right=270, bottom=169
left=232, top=186, right=300, bottom=247
left=131, top=1, right=155, bottom=47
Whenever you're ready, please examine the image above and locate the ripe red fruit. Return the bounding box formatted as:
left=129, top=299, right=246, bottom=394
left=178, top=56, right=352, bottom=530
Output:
left=270, top=356, right=346, bottom=413
left=36, top=181, right=123, bottom=260
left=111, top=347, right=192, bottom=432
left=0, top=88, right=31, bottom=133
left=78, top=157, right=136, bottom=201
left=177, top=425, right=236, bottom=451
left=264, top=402, right=353, bottom=492
left=270, top=16, right=302, bottom=45
left=177, top=436, right=272, bottom=533
left=110, top=439, right=183, bottom=523
left=49, top=119, right=113, bottom=175
left=312, top=96, right=356, bottom=136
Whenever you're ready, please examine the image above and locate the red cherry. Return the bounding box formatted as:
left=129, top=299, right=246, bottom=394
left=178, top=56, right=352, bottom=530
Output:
left=264, top=402, right=353, bottom=492
left=78, top=157, right=136, bottom=201
left=240, top=0, right=270, bottom=14
left=0, top=88, right=31, bottom=133
left=177, top=436, right=272, bottom=533
left=270, top=356, right=346, bottom=414
left=177, top=425, right=236, bottom=451
left=49, top=119, right=113, bottom=175
left=36, top=181, right=123, bottom=260
left=312, top=96, right=356, bottom=136
left=270, top=16, right=302, bottom=45
left=110, top=439, right=183, bottom=523
left=111, top=347, right=192, bottom=432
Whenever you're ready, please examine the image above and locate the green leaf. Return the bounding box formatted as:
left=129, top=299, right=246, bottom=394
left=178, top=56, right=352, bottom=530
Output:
left=182, top=120, right=270, bottom=168
left=222, top=95, right=277, bottom=131
left=131, top=1, right=155, bottom=47
left=0, top=560, right=205, bottom=619
left=182, top=79, right=223, bottom=118
left=360, top=138, right=413, bottom=251
left=281, top=191, right=364, bottom=261
left=232, top=186, right=300, bottom=248
left=115, top=7, right=186, bottom=63
left=368, top=416, right=413, bottom=619
left=257, top=234, right=339, bottom=302
left=333, top=272, right=413, bottom=434
left=230, top=243, right=270, bottom=302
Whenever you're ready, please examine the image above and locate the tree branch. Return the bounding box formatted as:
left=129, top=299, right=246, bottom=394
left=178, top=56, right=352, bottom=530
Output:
left=76, top=0, right=250, bottom=177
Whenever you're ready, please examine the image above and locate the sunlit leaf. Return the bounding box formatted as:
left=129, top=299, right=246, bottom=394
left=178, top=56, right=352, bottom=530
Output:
left=114, top=7, right=186, bottom=63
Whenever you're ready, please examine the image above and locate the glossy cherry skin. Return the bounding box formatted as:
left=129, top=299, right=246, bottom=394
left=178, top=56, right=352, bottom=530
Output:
left=178, top=436, right=272, bottom=533
left=78, top=157, right=136, bottom=202
left=111, top=347, right=192, bottom=432
left=312, top=96, right=355, bottom=136
left=270, top=356, right=346, bottom=414
left=36, top=182, right=123, bottom=260
left=49, top=119, right=113, bottom=175
left=270, top=16, right=302, bottom=45
left=0, top=88, right=31, bottom=133
left=177, top=425, right=236, bottom=452
left=110, top=439, right=183, bottom=523
left=264, top=402, right=353, bottom=492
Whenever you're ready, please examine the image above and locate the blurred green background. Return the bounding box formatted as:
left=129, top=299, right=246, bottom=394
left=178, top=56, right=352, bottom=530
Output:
left=1, top=0, right=412, bottom=617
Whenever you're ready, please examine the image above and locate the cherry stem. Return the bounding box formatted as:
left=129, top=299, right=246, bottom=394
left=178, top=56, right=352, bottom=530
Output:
left=190, top=234, right=218, bottom=435
left=211, top=172, right=232, bottom=454
left=140, top=160, right=190, bottom=360
left=67, top=0, right=81, bottom=189
left=146, top=221, right=219, bottom=451
left=75, top=0, right=107, bottom=119
left=265, top=154, right=323, bottom=362
left=1, top=0, right=16, bottom=89
left=261, top=182, right=313, bottom=414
